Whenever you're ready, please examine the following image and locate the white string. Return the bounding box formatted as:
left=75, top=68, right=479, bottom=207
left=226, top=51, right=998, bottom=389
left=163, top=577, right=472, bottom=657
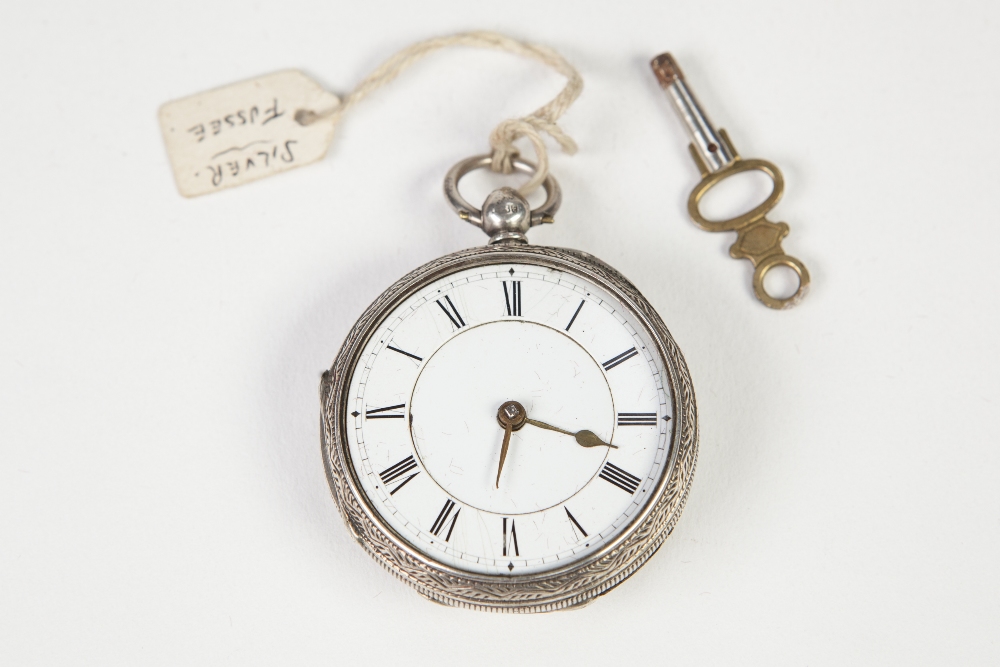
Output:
left=306, top=31, right=582, bottom=195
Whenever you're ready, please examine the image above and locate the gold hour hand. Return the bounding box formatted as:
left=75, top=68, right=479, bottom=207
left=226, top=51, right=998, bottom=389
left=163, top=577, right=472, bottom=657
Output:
left=496, top=401, right=528, bottom=488
left=524, top=418, right=618, bottom=449
left=495, top=422, right=513, bottom=488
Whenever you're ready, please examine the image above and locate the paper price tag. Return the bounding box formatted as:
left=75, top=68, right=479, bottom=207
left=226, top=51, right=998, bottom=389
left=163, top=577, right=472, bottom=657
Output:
left=159, top=71, right=340, bottom=197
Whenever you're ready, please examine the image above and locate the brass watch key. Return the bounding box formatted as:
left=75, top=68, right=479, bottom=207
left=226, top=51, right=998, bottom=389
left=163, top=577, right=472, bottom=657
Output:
left=651, top=53, right=811, bottom=309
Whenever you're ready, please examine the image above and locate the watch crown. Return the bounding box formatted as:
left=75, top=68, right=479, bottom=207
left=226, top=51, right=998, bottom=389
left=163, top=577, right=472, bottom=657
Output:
left=482, top=187, right=531, bottom=245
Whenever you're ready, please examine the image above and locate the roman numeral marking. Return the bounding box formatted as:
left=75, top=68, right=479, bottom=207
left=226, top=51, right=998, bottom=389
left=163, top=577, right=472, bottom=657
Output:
left=617, top=412, right=658, bottom=426
left=565, top=299, right=585, bottom=331
left=430, top=499, right=460, bottom=541
left=564, top=507, right=588, bottom=538
left=386, top=344, right=422, bottom=362
left=600, top=462, right=642, bottom=494
left=436, top=295, right=466, bottom=329
left=379, top=455, right=417, bottom=483
left=365, top=403, right=405, bottom=419
left=503, top=281, right=521, bottom=316
left=502, top=518, right=519, bottom=557
left=379, top=455, right=419, bottom=495
left=602, top=347, right=638, bottom=371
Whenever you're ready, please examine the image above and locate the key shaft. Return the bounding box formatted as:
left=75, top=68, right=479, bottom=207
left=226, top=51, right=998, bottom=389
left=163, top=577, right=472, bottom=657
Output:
left=651, top=53, right=735, bottom=173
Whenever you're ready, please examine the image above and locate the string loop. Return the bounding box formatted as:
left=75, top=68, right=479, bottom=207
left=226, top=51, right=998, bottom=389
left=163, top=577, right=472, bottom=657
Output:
left=316, top=31, right=582, bottom=195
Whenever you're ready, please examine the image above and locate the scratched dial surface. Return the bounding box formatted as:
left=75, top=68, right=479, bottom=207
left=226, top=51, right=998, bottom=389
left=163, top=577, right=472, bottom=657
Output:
left=345, top=262, right=674, bottom=576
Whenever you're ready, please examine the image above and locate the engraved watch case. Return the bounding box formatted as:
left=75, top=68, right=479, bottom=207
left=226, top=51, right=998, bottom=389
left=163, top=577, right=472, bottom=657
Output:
left=320, top=243, right=698, bottom=612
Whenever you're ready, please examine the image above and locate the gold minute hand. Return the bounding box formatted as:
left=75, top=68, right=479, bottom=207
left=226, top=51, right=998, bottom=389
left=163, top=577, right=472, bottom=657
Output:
left=524, top=418, right=618, bottom=449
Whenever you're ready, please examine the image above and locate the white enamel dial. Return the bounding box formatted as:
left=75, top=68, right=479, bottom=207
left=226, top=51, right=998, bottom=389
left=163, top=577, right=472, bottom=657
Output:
left=345, top=262, right=674, bottom=576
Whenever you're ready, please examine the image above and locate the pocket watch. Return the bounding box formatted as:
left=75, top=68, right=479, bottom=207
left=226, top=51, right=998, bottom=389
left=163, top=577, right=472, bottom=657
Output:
left=321, top=155, right=698, bottom=612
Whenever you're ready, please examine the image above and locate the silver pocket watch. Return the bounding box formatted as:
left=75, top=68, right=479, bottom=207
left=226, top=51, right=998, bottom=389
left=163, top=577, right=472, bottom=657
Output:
left=321, top=154, right=698, bottom=612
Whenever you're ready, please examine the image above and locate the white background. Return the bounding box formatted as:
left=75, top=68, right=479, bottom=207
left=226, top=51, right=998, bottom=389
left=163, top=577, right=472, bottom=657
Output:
left=2, top=1, right=998, bottom=664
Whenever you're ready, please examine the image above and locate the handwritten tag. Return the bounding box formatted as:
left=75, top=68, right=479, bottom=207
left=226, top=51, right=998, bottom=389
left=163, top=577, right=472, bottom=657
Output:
left=159, top=70, right=340, bottom=197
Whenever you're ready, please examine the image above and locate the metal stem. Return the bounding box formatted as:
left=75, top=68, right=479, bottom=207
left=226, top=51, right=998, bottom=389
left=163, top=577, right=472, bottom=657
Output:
left=651, top=53, right=735, bottom=173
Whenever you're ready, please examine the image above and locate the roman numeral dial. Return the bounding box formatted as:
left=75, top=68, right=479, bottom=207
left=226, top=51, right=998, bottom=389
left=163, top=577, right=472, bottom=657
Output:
left=379, top=455, right=419, bottom=495
left=343, top=262, right=674, bottom=578
left=600, top=462, right=642, bottom=494
left=386, top=344, right=422, bottom=362
left=365, top=403, right=405, bottom=419
left=603, top=347, right=638, bottom=371
left=502, top=518, right=519, bottom=558
left=565, top=507, right=588, bottom=538
left=565, top=299, right=585, bottom=331
left=430, top=499, right=460, bottom=542
left=436, top=295, right=465, bottom=329
left=618, top=412, right=657, bottom=426
left=503, top=280, right=521, bottom=316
